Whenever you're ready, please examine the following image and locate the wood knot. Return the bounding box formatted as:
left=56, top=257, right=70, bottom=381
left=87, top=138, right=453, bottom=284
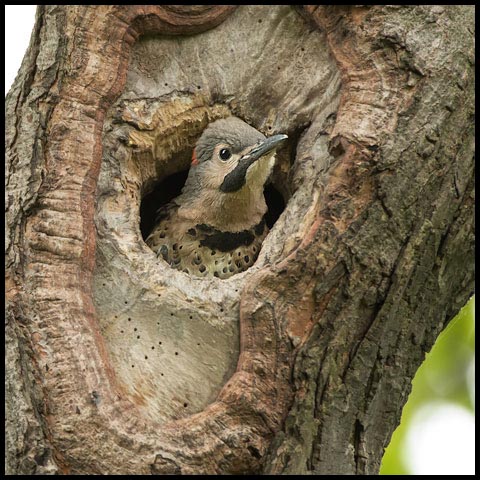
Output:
left=151, top=454, right=182, bottom=475
left=329, top=135, right=347, bottom=157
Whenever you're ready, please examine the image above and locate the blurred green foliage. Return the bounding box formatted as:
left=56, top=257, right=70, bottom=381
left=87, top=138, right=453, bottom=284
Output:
left=380, top=296, right=475, bottom=474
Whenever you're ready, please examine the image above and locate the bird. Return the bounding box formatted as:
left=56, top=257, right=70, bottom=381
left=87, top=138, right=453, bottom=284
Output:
left=145, top=116, right=288, bottom=279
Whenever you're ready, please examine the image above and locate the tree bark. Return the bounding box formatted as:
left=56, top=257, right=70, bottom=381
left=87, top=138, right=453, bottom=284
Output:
left=5, top=5, right=474, bottom=475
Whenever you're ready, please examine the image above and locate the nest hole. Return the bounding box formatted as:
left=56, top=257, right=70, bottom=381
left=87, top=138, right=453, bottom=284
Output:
left=140, top=171, right=286, bottom=241
left=137, top=120, right=300, bottom=280
left=140, top=170, right=189, bottom=240
left=264, top=184, right=286, bottom=229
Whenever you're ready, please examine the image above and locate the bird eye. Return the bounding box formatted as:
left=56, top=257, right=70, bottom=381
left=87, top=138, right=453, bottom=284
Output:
left=219, top=148, right=232, bottom=161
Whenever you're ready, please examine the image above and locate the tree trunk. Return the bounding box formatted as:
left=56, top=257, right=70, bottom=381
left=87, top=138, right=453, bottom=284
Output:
left=5, top=5, right=474, bottom=475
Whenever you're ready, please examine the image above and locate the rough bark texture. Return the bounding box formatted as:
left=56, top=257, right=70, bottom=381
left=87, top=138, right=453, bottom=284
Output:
left=5, top=5, right=474, bottom=475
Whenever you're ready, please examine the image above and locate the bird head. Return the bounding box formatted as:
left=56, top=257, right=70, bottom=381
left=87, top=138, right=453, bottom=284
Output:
left=192, top=117, right=288, bottom=193
left=178, top=117, right=287, bottom=231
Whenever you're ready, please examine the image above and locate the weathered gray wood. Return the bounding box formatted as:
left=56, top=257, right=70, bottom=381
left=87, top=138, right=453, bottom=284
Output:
left=5, top=5, right=474, bottom=475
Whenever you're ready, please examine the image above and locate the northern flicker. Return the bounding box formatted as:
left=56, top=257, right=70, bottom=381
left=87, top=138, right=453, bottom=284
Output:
left=145, top=117, right=287, bottom=279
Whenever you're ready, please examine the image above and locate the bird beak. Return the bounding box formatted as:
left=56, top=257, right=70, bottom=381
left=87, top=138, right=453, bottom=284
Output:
left=220, top=134, right=288, bottom=193
left=241, top=134, right=289, bottom=163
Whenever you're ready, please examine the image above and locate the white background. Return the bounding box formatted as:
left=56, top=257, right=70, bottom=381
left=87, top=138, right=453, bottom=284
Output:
left=4, top=4, right=475, bottom=475
left=5, top=5, right=37, bottom=95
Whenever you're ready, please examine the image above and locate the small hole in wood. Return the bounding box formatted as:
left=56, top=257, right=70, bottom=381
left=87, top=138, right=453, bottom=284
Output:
left=247, top=445, right=262, bottom=459
left=175, top=352, right=179, bottom=356
left=183, top=402, right=188, bottom=407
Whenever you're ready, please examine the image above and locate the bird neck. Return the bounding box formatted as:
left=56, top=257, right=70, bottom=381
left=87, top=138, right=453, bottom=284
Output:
left=177, top=185, right=267, bottom=233
left=177, top=153, right=275, bottom=233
